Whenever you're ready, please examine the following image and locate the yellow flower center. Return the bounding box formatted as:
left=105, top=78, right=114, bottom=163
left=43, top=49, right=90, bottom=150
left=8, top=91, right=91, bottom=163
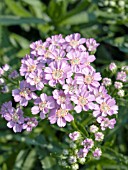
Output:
left=79, top=96, right=87, bottom=106
left=52, top=69, right=63, bottom=80
left=27, top=65, right=36, bottom=73
left=36, top=45, right=45, bottom=51
left=71, top=58, right=80, bottom=65
left=44, top=51, right=51, bottom=58
left=68, top=85, right=75, bottom=92
left=84, top=75, right=93, bottom=84
left=70, top=40, right=79, bottom=47
left=59, top=95, right=66, bottom=103
left=33, top=77, right=40, bottom=84
left=20, top=88, right=30, bottom=97
left=85, top=62, right=90, bottom=66
left=39, top=101, right=47, bottom=110
left=56, top=109, right=68, bottom=118
left=12, top=113, right=19, bottom=122
left=100, top=102, right=110, bottom=112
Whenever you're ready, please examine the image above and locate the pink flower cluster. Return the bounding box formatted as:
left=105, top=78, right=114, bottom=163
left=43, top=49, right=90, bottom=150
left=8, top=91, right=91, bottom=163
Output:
left=0, top=33, right=118, bottom=133
left=0, top=101, right=38, bottom=132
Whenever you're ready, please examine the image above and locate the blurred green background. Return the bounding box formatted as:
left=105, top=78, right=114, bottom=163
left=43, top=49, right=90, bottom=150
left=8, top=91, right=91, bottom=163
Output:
left=0, top=0, right=128, bottom=169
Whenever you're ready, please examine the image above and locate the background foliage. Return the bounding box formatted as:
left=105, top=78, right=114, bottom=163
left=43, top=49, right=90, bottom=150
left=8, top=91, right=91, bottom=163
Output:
left=0, top=0, right=128, bottom=169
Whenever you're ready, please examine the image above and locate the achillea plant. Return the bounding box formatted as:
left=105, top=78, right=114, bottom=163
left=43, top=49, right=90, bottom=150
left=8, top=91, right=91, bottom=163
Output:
left=0, top=33, right=127, bottom=169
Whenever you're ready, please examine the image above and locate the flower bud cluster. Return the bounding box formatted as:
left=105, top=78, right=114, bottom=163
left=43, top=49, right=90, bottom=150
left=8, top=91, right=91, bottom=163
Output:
left=59, top=129, right=103, bottom=168
left=106, top=62, right=128, bottom=98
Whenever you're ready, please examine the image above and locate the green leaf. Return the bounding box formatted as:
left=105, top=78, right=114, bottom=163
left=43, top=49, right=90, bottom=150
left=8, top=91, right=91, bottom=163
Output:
left=5, top=0, right=32, bottom=17
left=0, top=16, right=45, bottom=25
left=13, top=150, right=29, bottom=170
left=59, top=12, right=96, bottom=26
left=22, top=149, right=36, bottom=170
left=41, top=156, right=56, bottom=170
left=10, top=33, right=29, bottom=49
left=60, top=0, right=90, bottom=21
left=17, top=48, right=30, bottom=58
left=0, top=93, right=12, bottom=105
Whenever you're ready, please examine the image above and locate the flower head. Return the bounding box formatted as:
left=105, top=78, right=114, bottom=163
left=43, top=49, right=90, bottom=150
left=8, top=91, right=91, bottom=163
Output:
left=12, top=80, right=37, bottom=106
left=31, top=93, right=55, bottom=119
left=48, top=106, right=74, bottom=127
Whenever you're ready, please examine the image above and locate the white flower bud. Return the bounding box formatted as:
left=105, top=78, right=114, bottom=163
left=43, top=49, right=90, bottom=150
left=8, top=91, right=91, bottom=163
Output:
left=109, top=1, right=116, bottom=6
left=118, top=1, right=125, bottom=7
left=78, top=157, right=86, bottom=164
left=63, top=149, right=69, bottom=156
left=90, top=125, right=99, bottom=133
left=70, top=142, right=77, bottom=149
left=117, top=90, right=125, bottom=97
left=68, top=156, right=77, bottom=164
left=71, top=163, right=79, bottom=170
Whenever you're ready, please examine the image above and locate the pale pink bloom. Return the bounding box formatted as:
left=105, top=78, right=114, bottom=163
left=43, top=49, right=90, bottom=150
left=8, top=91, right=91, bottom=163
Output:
left=117, top=89, right=125, bottom=97
left=77, top=148, right=88, bottom=158
left=75, top=68, right=101, bottom=91
left=116, top=71, right=127, bottom=82
left=69, top=131, right=81, bottom=141
left=52, top=89, right=73, bottom=109
left=85, top=38, right=99, bottom=51
left=48, top=106, right=74, bottom=127
left=44, top=61, right=72, bottom=86
left=102, top=78, right=112, bottom=86
left=81, top=138, right=94, bottom=149
left=114, top=81, right=123, bottom=89
left=93, top=148, right=102, bottom=158
left=31, top=93, right=55, bottom=119
left=71, top=86, right=95, bottom=113
left=95, top=132, right=104, bottom=141
left=62, top=78, right=78, bottom=95
left=65, top=33, right=86, bottom=52
left=109, top=62, right=117, bottom=71
left=93, top=96, right=118, bottom=117
left=90, top=125, right=99, bottom=133
left=26, top=70, right=44, bottom=90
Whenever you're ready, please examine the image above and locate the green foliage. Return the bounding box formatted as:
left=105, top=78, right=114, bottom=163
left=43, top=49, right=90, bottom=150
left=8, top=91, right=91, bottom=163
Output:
left=0, top=0, right=128, bottom=169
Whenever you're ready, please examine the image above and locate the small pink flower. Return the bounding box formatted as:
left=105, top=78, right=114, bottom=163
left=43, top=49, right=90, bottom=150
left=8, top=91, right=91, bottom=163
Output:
left=95, top=132, right=104, bottom=141
left=48, top=106, right=74, bottom=127
left=116, top=71, right=127, bottom=82
left=114, top=81, right=123, bottom=89
left=93, top=96, right=118, bottom=117
left=23, top=117, right=38, bottom=131
left=31, top=93, right=55, bottom=119
left=67, top=51, right=86, bottom=73
left=75, top=68, right=101, bottom=91
left=44, top=61, right=72, bottom=86
left=81, top=138, right=94, bottom=149
left=77, top=148, right=88, bottom=158
left=69, top=131, right=80, bottom=141
left=85, top=38, right=99, bottom=51
left=109, top=62, right=117, bottom=71
left=65, top=33, right=86, bottom=52
left=93, top=148, right=102, bottom=158
left=71, top=85, right=95, bottom=113
left=62, top=78, right=78, bottom=95
left=26, top=70, right=44, bottom=90
left=52, top=89, right=73, bottom=109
